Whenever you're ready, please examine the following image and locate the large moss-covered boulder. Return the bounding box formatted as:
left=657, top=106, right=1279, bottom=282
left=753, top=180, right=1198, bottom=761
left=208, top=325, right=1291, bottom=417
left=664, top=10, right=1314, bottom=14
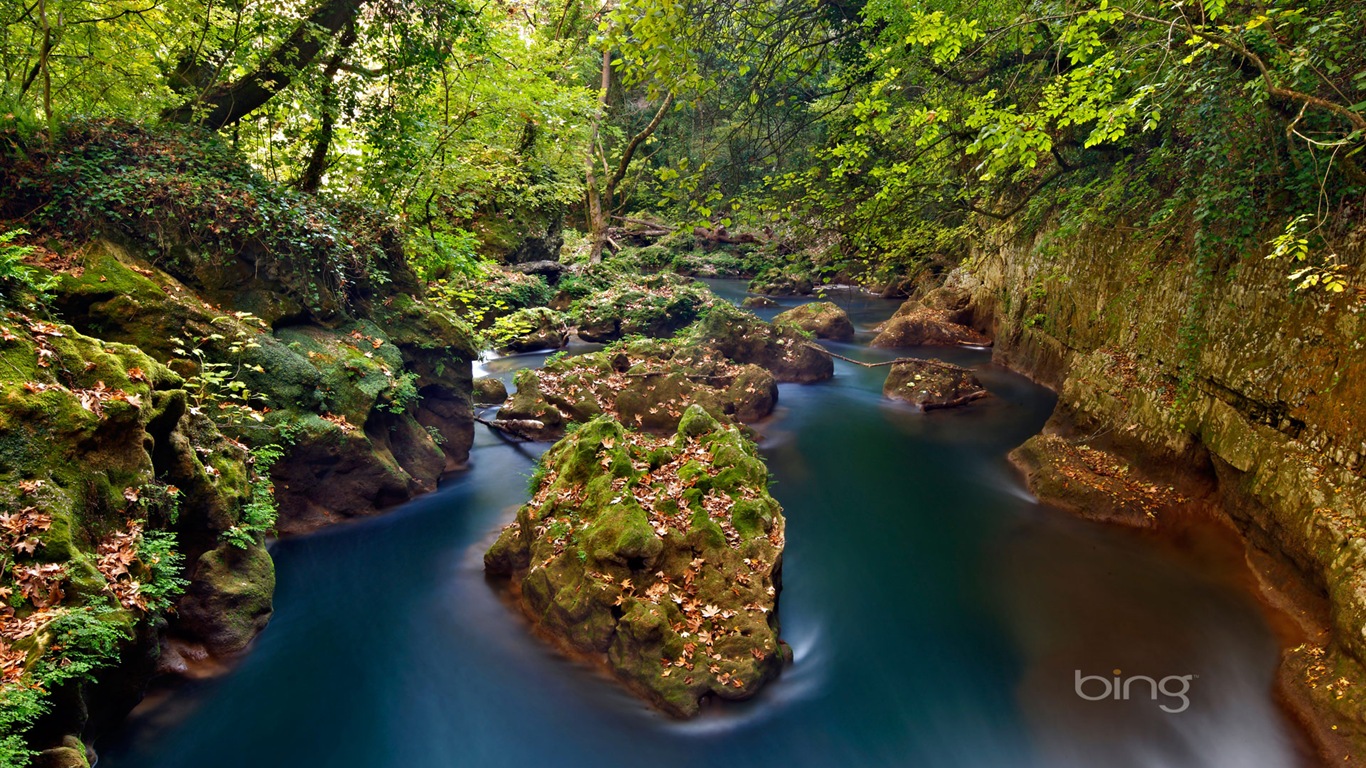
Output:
left=495, top=338, right=778, bottom=441
left=691, top=303, right=833, bottom=383
left=871, top=306, right=991, bottom=348
left=883, top=359, right=988, bottom=410
left=486, top=407, right=786, bottom=716
left=571, top=273, right=715, bottom=343
left=774, top=301, right=855, bottom=341
left=490, top=307, right=569, bottom=354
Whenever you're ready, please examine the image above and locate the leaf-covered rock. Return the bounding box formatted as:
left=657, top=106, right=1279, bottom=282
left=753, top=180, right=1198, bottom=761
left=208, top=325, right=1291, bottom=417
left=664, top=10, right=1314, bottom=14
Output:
left=882, top=358, right=988, bottom=410
left=496, top=338, right=777, bottom=441
left=871, top=306, right=991, bottom=348
left=773, top=300, right=855, bottom=341
left=485, top=406, right=786, bottom=716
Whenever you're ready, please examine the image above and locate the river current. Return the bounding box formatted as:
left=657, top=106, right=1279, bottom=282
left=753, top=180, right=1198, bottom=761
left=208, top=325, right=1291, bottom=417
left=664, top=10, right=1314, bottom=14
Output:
left=101, top=280, right=1304, bottom=768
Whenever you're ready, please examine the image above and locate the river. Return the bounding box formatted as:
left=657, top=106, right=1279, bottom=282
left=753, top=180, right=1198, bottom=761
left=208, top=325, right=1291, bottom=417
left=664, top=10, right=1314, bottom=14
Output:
left=99, top=280, right=1306, bottom=768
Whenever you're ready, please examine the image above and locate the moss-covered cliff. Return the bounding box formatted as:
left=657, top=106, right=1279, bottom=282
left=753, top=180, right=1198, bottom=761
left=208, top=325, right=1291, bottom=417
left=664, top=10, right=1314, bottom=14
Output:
left=963, top=219, right=1366, bottom=761
left=0, top=123, right=476, bottom=766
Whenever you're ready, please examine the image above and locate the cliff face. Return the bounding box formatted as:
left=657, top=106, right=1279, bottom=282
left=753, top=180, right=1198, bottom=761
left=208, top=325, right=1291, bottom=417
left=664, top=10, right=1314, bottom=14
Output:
left=967, top=220, right=1366, bottom=754
left=1, top=238, right=474, bottom=766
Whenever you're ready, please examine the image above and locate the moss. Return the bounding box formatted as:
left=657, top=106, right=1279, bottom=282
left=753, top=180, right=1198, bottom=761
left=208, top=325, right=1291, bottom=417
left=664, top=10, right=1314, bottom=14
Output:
left=485, top=405, right=786, bottom=716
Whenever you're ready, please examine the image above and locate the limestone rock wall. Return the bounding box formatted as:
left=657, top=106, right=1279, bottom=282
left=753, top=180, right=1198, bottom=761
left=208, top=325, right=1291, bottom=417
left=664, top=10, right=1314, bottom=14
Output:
left=968, top=219, right=1366, bottom=738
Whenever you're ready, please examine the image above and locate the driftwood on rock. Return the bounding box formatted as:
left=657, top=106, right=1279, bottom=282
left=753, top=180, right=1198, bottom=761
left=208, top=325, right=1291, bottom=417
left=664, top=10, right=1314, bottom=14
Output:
left=476, top=415, right=545, bottom=441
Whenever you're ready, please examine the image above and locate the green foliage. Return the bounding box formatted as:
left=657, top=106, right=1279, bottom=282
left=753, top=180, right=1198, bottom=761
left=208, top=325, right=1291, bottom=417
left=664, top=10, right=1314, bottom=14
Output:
left=4, top=121, right=406, bottom=315
left=1267, top=214, right=1349, bottom=293
left=434, top=265, right=553, bottom=327
left=0, top=231, right=52, bottom=309
left=0, top=603, right=130, bottom=767
left=136, top=531, right=189, bottom=614
left=379, top=372, right=422, bottom=415
left=172, top=313, right=269, bottom=426
left=223, top=444, right=284, bottom=548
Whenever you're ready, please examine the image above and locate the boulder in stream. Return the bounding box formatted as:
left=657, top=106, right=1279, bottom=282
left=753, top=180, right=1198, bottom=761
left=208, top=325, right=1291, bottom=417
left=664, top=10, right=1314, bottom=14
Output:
left=490, top=307, right=570, bottom=354
left=473, top=376, right=508, bottom=405
left=495, top=337, right=778, bottom=441
left=871, top=306, right=991, bottom=348
left=485, top=406, right=787, bottom=717
left=692, top=302, right=833, bottom=383
left=774, top=301, right=855, bottom=341
left=883, top=359, right=989, bottom=410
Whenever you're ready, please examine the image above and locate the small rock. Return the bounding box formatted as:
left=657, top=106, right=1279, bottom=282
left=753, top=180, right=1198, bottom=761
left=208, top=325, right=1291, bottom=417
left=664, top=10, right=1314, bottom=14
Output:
left=742, top=296, right=779, bottom=309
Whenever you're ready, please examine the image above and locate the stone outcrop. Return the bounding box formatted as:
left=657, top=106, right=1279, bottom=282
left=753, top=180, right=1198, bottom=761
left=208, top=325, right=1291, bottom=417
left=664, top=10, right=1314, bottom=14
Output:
left=967, top=219, right=1366, bottom=759
left=882, top=358, right=988, bottom=410
left=871, top=306, right=992, bottom=348
left=692, top=303, right=833, bottom=383
left=0, top=317, right=275, bottom=763
left=485, top=407, right=787, bottom=716
left=51, top=242, right=476, bottom=534
left=774, top=301, right=855, bottom=341
left=496, top=338, right=778, bottom=441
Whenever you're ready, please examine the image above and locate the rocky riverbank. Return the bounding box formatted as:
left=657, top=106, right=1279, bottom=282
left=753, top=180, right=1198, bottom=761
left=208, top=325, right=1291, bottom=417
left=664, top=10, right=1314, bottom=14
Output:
left=933, top=217, right=1366, bottom=764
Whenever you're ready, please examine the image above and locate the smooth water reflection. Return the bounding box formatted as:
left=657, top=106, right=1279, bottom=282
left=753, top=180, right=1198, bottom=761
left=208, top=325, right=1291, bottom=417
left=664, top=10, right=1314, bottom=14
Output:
left=100, top=283, right=1305, bottom=768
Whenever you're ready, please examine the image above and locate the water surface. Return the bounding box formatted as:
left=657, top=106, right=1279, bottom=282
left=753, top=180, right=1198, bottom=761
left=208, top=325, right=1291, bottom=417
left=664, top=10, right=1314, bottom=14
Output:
left=101, top=282, right=1303, bottom=768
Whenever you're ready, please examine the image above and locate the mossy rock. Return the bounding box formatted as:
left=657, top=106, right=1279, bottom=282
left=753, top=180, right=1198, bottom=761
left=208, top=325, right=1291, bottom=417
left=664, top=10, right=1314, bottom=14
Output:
left=773, top=301, right=855, bottom=341
left=175, top=542, right=275, bottom=656
left=494, top=337, right=778, bottom=441
left=871, top=306, right=991, bottom=348
left=486, top=406, right=786, bottom=716
left=473, top=376, right=508, bottom=405
left=747, top=267, right=813, bottom=297
left=571, top=273, right=716, bottom=343
left=490, top=307, right=569, bottom=354
left=741, top=296, right=779, bottom=309
left=690, top=303, right=833, bottom=383
left=882, top=359, right=988, bottom=410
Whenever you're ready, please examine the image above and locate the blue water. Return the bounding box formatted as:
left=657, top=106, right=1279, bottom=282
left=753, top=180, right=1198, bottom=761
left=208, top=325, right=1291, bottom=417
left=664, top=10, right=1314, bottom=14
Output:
left=99, top=284, right=1305, bottom=768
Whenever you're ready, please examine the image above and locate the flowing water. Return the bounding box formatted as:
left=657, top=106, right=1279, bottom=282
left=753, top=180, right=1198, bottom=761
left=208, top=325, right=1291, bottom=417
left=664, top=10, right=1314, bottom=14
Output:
left=100, top=281, right=1307, bottom=768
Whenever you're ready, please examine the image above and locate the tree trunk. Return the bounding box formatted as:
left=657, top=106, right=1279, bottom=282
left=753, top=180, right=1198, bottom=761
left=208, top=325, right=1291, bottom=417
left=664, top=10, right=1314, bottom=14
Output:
left=587, top=49, right=612, bottom=263
left=296, top=22, right=358, bottom=193
left=164, top=0, right=367, bottom=130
